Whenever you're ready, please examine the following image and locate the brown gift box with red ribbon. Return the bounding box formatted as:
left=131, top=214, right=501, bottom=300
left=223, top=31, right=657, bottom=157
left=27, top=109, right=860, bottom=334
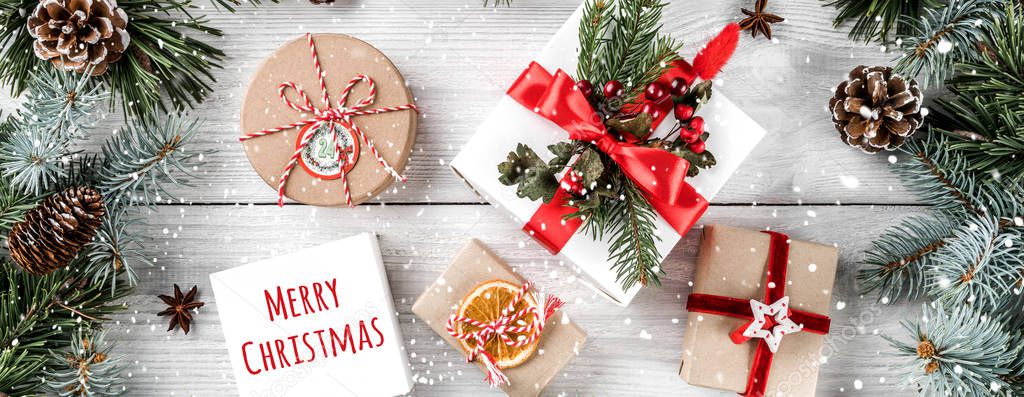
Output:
left=411, top=239, right=587, bottom=397
left=239, top=33, right=417, bottom=207
left=680, top=225, right=839, bottom=396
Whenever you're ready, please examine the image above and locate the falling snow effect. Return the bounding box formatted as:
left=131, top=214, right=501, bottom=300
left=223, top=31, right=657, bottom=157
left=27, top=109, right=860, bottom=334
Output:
left=50, top=1, right=925, bottom=396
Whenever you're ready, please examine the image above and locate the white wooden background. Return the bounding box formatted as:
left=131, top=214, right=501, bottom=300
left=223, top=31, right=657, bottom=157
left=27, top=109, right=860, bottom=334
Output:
left=89, top=0, right=926, bottom=395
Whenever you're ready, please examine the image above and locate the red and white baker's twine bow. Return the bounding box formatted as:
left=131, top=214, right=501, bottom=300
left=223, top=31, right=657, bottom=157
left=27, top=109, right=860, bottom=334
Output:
left=239, top=33, right=418, bottom=207
left=446, top=282, right=563, bottom=387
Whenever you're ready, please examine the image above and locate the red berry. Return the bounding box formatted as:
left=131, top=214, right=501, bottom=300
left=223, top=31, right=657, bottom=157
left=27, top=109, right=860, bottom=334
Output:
left=644, top=82, right=667, bottom=101
left=673, top=104, right=694, bottom=121
left=688, top=140, right=706, bottom=154
left=561, top=171, right=585, bottom=195
left=689, top=116, right=705, bottom=134
left=603, top=80, right=624, bottom=98
left=640, top=102, right=663, bottom=120
left=576, top=80, right=594, bottom=97
left=669, top=77, right=688, bottom=96
left=679, top=127, right=700, bottom=143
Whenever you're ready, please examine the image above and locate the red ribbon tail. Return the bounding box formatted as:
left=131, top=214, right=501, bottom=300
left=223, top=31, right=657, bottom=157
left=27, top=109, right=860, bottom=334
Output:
left=729, top=320, right=754, bottom=344
left=742, top=341, right=774, bottom=397
left=543, top=295, right=564, bottom=320
left=478, top=351, right=509, bottom=387
left=522, top=184, right=582, bottom=254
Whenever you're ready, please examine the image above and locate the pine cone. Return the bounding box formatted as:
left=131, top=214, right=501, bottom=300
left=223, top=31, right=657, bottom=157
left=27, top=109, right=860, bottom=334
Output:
left=8, top=186, right=106, bottom=276
left=27, top=0, right=130, bottom=76
left=829, top=65, right=924, bottom=153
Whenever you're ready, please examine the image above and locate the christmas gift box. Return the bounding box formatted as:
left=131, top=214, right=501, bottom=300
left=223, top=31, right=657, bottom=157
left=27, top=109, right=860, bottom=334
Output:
left=449, top=3, right=766, bottom=306
left=209, top=233, right=413, bottom=397
left=240, top=33, right=418, bottom=207
left=412, top=239, right=586, bottom=397
left=679, top=225, right=839, bottom=396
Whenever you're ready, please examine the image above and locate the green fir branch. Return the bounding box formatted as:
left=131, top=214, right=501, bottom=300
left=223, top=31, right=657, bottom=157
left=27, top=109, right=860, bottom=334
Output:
left=926, top=215, right=1022, bottom=310
left=96, top=114, right=204, bottom=207
left=926, top=3, right=1024, bottom=181
left=0, top=179, right=37, bottom=236
left=884, top=303, right=1018, bottom=395
left=210, top=0, right=277, bottom=13
left=43, top=328, right=127, bottom=396
left=0, top=124, right=74, bottom=196
left=859, top=134, right=1024, bottom=303
left=576, top=0, right=614, bottom=83
left=858, top=212, right=956, bottom=302
left=598, top=0, right=679, bottom=95
left=603, top=176, right=662, bottom=289
left=0, top=347, right=42, bottom=396
left=931, top=95, right=1024, bottom=182
left=825, top=0, right=941, bottom=43
left=0, top=0, right=227, bottom=120
left=893, top=0, right=1000, bottom=88
left=22, top=68, right=107, bottom=139
left=893, top=133, right=986, bottom=216
left=0, top=0, right=44, bottom=96
left=0, top=70, right=107, bottom=196
left=949, top=2, right=1024, bottom=115
left=110, top=0, right=225, bottom=118
left=86, top=208, right=148, bottom=294
left=0, top=263, right=131, bottom=395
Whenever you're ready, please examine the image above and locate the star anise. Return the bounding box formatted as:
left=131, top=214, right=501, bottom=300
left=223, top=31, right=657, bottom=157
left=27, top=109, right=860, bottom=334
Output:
left=740, top=0, right=784, bottom=40
left=157, top=284, right=205, bottom=334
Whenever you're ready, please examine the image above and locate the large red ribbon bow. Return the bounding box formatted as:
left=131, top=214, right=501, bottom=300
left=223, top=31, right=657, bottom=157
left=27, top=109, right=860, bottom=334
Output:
left=239, top=33, right=418, bottom=207
left=686, top=231, right=832, bottom=397
left=445, top=282, right=563, bottom=387
left=506, top=62, right=708, bottom=253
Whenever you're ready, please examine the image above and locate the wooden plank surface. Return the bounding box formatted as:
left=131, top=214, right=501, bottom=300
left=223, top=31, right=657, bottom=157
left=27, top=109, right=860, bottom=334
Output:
left=76, top=0, right=925, bottom=396
left=76, top=0, right=914, bottom=206
left=108, top=205, right=915, bottom=396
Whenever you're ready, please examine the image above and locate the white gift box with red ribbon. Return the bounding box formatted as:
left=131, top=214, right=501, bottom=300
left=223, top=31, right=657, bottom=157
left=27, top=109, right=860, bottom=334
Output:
left=451, top=5, right=767, bottom=306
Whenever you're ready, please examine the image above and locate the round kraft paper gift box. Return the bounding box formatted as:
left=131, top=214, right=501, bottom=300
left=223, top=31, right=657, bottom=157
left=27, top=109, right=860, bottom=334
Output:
left=240, top=33, right=417, bottom=206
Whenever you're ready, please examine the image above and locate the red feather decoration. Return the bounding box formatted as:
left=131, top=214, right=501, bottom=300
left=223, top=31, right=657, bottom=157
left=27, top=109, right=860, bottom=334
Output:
left=691, top=23, right=740, bottom=81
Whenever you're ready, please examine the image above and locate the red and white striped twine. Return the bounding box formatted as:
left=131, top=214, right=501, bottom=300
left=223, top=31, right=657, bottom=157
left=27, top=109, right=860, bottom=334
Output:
left=239, top=33, right=418, bottom=207
left=445, top=282, right=564, bottom=387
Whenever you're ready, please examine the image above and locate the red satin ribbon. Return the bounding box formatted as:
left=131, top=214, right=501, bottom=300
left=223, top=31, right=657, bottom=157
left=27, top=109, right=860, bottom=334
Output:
left=686, top=231, right=832, bottom=397
left=506, top=62, right=708, bottom=254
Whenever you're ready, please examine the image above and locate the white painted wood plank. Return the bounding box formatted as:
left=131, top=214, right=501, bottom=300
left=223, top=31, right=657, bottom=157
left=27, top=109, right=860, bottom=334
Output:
left=71, top=0, right=914, bottom=205
left=107, top=204, right=916, bottom=396
left=59, top=1, right=931, bottom=396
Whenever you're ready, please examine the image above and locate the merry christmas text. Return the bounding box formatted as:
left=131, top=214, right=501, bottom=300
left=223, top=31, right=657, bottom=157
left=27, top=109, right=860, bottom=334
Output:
left=240, top=318, right=386, bottom=375
left=239, top=278, right=387, bottom=375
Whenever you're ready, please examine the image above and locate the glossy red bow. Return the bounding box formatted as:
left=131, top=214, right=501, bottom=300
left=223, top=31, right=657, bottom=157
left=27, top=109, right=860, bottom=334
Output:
left=507, top=62, right=708, bottom=253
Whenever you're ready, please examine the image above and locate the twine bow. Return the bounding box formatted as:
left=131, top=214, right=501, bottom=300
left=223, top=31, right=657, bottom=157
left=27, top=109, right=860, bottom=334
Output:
left=446, top=282, right=563, bottom=387
left=239, top=33, right=418, bottom=207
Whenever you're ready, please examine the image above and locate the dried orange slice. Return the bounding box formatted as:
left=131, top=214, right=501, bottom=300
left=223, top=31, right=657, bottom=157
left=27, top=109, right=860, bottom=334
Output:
left=456, top=280, right=539, bottom=369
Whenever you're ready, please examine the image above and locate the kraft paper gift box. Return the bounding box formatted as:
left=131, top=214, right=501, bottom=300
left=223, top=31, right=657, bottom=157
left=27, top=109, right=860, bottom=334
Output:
left=239, top=33, right=417, bottom=207
left=210, top=233, right=413, bottom=397
left=449, top=5, right=767, bottom=306
left=679, top=225, right=839, bottom=396
left=412, top=239, right=587, bottom=397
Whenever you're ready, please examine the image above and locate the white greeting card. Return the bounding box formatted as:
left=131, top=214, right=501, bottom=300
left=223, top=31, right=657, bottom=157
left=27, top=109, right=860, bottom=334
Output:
left=450, top=5, right=767, bottom=306
left=210, top=233, right=412, bottom=397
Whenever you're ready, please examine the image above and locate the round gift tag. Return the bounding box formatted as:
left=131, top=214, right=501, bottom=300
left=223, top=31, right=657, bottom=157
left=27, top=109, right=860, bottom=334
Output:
left=240, top=33, right=417, bottom=206
left=295, top=122, right=360, bottom=180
